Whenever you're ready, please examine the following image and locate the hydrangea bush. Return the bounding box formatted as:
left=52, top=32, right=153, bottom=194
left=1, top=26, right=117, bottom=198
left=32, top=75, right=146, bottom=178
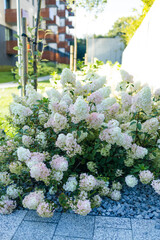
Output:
left=0, top=62, right=160, bottom=217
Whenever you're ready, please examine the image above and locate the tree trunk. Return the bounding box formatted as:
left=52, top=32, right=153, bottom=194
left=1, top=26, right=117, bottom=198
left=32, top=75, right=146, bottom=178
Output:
left=33, top=0, right=42, bottom=90
left=22, top=17, right=28, bottom=96
left=73, top=7, right=77, bottom=72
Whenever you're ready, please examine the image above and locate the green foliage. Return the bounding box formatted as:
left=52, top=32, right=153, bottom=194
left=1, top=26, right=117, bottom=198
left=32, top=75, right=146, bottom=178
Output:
left=0, top=72, right=15, bottom=83
left=107, top=0, right=155, bottom=46
left=67, top=0, right=107, bottom=12
left=107, top=17, right=136, bottom=46
left=0, top=66, right=13, bottom=72
left=12, top=62, right=69, bottom=81
left=77, top=38, right=86, bottom=61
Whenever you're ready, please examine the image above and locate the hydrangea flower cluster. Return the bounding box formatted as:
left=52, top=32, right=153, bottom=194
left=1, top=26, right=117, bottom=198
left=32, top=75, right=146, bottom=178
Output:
left=139, top=170, right=154, bottom=184
left=0, top=63, right=160, bottom=218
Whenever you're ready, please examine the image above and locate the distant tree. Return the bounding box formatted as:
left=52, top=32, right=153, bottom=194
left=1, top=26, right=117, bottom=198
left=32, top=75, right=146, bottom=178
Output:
left=77, top=39, right=86, bottom=61
left=66, top=0, right=107, bottom=71
left=67, top=0, right=107, bottom=13
left=107, top=0, right=155, bottom=46
left=107, top=16, right=136, bottom=46
left=94, top=34, right=108, bottom=38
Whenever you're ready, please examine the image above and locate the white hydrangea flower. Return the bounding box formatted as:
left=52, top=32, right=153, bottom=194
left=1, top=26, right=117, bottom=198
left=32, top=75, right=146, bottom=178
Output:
left=38, top=110, right=49, bottom=125
left=139, top=170, right=154, bottom=184
left=125, top=175, right=138, bottom=188
left=142, top=118, right=159, bottom=134
left=0, top=172, right=11, bottom=185
left=63, top=176, right=78, bottom=192
left=52, top=171, right=63, bottom=181
left=22, top=135, right=34, bottom=148
left=92, top=195, right=102, bottom=207
left=44, top=113, right=68, bottom=133
left=17, top=147, right=31, bottom=162
left=97, top=86, right=111, bottom=98
left=131, top=144, right=148, bottom=159
left=110, top=190, right=121, bottom=201
left=151, top=179, right=160, bottom=195
left=10, top=102, right=33, bottom=124
left=61, top=68, right=76, bottom=86
left=131, top=86, right=152, bottom=114
left=96, top=97, right=116, bottom=113
left=26, top=84, right=43, bottom=107
left=36, top=132, right=47, bottom=148
left=6, top=184, right=23, bottom=199
left=120, top=69, right=133, bottom=83
left=46, top=88, right=61, bottom=100
left=70, top=96, right=89, bottom=123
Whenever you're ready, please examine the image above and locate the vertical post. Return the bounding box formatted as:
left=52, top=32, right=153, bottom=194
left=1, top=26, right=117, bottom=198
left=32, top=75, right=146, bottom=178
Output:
left=16, top=0, right=22, bottom=96
left=73, top=7, right=77, bottom=72
left=33, top=0, right=42, bottom=90
left=22, top=18, right=28, bottom=96
left=70, top=45, right=74, bottom=71
left=85, top=35, right=88, bottom=64
left=91, top=35, right=94, bottom=63
left=84, top=53, right=87, bottom=65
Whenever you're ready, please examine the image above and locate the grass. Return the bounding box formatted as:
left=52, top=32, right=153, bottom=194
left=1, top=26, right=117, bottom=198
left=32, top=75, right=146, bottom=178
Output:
left=0, top=72, right=16, bottom=83
left=0, top=81, right=52, bottom=133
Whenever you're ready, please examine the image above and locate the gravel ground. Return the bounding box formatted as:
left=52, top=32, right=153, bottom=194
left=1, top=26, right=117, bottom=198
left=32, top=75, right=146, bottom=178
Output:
left=90, top=183, right=160, bottom=220
left=17, top=183, right=160, bottom=221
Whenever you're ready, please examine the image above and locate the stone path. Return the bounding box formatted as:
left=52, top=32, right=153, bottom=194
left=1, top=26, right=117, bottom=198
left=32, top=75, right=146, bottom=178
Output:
left=0, top=75, right=51, bottom=89
left=1, top=210, right=160, bottom=240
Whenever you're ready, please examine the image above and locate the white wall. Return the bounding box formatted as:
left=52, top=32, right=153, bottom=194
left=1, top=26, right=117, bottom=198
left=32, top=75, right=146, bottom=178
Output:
left=88, top=37, right=125, bottom=64
left=122, top=0, right=160, bottom=90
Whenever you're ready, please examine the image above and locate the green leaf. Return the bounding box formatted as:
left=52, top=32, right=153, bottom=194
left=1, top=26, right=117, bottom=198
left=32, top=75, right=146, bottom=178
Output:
left=137, top=122, right=142, bottom=130
left=13, top=34, right=20, bottom=39
left=130, top=120, right=137, bottom=126
left=13, top=46, right=20, bottom=50
left=58, top=193, right=70, bottom=209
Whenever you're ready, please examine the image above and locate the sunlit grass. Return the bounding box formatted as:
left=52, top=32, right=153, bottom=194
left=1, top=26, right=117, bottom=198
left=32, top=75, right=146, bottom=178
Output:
left=0, top=72, right=16, bottom=83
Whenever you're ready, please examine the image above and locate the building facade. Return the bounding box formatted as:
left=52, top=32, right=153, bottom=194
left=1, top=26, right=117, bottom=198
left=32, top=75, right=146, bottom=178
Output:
left=0, top=0, right=74, bottom=66
left=87, top=37, right=125, bottom=64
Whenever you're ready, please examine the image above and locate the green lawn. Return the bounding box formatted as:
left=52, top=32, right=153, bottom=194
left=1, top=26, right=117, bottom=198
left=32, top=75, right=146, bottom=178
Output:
left=0, top=81, right=52, bottom=133
left=0, top=72, right=16, bottom=83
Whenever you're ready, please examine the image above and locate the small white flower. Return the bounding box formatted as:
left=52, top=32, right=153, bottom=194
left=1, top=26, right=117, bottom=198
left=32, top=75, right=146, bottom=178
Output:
left=125, top=175, right=138, bottom=188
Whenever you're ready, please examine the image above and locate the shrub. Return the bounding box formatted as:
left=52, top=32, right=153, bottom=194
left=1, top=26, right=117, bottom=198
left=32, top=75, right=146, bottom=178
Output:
left=0, top=66, right=13, bottom=72
left=0, top=62, right=160, bottom=217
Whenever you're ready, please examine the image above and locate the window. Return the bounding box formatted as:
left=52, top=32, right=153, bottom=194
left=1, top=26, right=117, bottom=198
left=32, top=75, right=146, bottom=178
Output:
left=5, top=28, right=13, bottom=41
left=4, top=0, right=10, bottom=9
left=32, top=0, right=34, bottom=6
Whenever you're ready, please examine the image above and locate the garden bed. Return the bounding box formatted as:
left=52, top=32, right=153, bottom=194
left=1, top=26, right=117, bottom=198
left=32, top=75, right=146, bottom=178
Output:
left=0, top=61, right=160, bottom=218
left=91, top=183, right=160, bottom=219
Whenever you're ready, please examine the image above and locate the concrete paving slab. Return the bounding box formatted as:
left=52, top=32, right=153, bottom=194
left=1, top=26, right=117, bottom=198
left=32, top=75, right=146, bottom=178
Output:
left=0, top=210, right=27, bottom=240
left=55, top=213, right=95, bottom=239
left=52, top=237, right=92, bottom=240
left=95, top=216, right=131, bottom=230
left=93, top=227, right=133, bottom=240
left=12, top=221, right=57, bottom=240
left=24, top=210, right=61, bottom=223
left=131, top=219, right=160, bottom=240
